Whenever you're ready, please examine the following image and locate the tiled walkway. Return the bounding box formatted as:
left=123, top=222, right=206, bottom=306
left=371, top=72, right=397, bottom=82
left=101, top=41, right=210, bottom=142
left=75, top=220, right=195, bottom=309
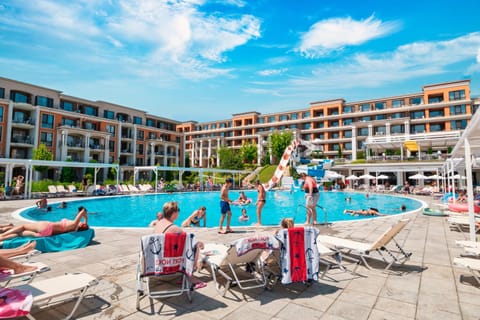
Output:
left=1, top=195, right=479, bottom=320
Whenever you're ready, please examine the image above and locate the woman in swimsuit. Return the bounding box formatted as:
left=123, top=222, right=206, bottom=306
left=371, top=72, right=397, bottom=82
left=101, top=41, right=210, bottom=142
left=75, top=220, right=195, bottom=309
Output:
left=154, top=201, right=206, bottom=289
left=181, top=206, right=207, bottom=227
left=0, top=206, right=88, bottom=242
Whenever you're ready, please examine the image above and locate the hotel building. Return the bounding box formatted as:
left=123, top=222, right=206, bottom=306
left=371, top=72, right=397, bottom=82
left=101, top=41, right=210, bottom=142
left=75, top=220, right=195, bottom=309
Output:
left=0, top=77, right=478, bottom=181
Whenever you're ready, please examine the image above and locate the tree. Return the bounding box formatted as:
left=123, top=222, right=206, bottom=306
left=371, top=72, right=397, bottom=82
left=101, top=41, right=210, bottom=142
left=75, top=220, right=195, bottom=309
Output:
left=240, top=142, right=257, bottom=164
left=60, top=158, right=75, bottom=182
left=269, top=131, right=293, bottom=164
left=32, top=143, right=53, bottom=174
left=217, top=146, right=243, bottom=170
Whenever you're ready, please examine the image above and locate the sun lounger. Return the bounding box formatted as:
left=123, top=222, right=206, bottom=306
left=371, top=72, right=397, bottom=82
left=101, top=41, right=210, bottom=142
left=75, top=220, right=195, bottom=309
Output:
left=47, top=185, right=58, bottom=197
left=55, top=185, right=68, bottom=197
left=136, top=233, right=198, bottom=311
left=14, top=272, right=98, bottom=320
left=454, top=257, right=480, bottom=286
left=128, top=184, right=140, bottom=192
left=317, top=219, right=412, bottom=271
left=455, top=240, right=480, bottom=248
left=448, top=216, right=480, bottom=233
left=1, top=262, right=50, bottom=287
left=202, top=234, right=280, bottom=296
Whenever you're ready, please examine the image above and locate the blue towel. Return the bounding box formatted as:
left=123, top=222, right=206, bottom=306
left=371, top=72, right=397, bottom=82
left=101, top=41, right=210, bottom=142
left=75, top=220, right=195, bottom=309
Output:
left=1, top=229, right=95, bottom=253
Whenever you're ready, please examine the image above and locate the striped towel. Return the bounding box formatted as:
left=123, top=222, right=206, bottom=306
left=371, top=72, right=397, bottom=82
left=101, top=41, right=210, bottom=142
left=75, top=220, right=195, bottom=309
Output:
left=277, top=227, right=320, bottom=284
left=232, top=234, right=280, bottom=256
left=141, top=233, right=197, bottom=276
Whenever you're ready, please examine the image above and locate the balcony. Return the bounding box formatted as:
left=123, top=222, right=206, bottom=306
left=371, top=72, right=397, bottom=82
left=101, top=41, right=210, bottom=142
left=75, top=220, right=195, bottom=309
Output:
left=11, top=136, right=33, bottom=145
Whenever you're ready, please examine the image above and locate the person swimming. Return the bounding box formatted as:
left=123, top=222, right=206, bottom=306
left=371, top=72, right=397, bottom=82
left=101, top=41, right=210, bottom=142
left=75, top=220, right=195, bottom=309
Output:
left=239, top=208, right=249, bottom=221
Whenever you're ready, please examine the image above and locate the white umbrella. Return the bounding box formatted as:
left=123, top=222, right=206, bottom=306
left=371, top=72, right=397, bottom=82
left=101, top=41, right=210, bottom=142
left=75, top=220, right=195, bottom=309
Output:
left=359, top=174, right=375, bottom=180
left=426, top=174, right=441, bottom=179
left=376, top=174, right=389, bottom=180
left=409, top=173, right=427, bottom=180
left=452, top=174, right=467, bottom=180
left=346, top=175, right=359, bottom=180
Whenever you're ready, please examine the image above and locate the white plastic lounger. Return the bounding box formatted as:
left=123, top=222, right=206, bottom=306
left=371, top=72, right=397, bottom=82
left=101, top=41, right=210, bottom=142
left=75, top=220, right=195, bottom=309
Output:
left=0, top=262, right=50, bottom=287
left=202, top=234, right=280, bottom=296
left=456, top=240, right=480, bottom=248
left=15, top=272, right=98, bottom=320
left=316, top=241, right=359, bottom=279
left=454, top=257, right=480, bottom=286
left=317, top=219, right=411, bottom=271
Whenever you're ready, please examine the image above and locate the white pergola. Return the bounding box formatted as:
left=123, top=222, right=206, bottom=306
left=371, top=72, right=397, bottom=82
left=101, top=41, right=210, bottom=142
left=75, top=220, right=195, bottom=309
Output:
left=0, top=158, right=119, bottom=199
left=133, top=166, right=252, bottom=192
left=448, top=110, right=480, bottom=242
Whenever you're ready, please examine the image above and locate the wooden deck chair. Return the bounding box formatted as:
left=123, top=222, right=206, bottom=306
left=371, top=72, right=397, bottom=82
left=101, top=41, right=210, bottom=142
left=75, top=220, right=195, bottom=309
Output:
left=454, top=257, right=480, bottom=286
left=317, top=219, right=412, bottom=271
left=267, top=226, right=320, bottom=286
left=202, top=234, right=280, bottom=296
left=136, top=233, right=198, bottom=311
left=14, top=272, right=98, bottom=320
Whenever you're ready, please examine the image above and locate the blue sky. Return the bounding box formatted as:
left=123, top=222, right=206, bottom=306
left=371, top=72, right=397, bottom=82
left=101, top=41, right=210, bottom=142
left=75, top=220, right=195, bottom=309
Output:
left=1, top=0, right=479, bottom=122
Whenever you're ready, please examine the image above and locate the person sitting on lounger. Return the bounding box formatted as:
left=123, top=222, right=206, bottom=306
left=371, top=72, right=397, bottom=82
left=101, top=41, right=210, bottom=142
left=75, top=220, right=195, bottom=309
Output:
left=154, top=201, right=206, bottom=289
left=0, top=207, right=88, bottom=242
left=343, top=207, right=384, bottom=216
left=0, top=241, right=38, bottom=275
left=181, top=206, right=207, bottom=227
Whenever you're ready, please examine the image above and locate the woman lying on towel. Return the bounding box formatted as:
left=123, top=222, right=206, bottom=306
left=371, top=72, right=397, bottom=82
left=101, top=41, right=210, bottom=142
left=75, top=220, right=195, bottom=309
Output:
left=154, top=201, right=207, bottom=289
left=0, top=207, right=88, bottom=242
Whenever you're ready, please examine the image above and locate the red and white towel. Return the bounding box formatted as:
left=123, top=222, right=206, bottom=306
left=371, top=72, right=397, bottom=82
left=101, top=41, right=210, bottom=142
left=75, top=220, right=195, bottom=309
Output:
left=141, top=233, right=197, bottom=276
left=232, top=234, right=280, bottom=256
left=276, top=226, right=320, bottom=284
left=0, top=287, right=32, bottom=319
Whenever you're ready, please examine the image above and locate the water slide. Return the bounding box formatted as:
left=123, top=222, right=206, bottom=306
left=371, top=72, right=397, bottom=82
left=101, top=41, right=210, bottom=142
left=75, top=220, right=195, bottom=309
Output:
left=264, top=139, right=300, bottom=191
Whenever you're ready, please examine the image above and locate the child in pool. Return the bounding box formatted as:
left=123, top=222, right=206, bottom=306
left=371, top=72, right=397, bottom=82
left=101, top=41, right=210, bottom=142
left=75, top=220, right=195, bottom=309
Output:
left=239, top=208, right=249, bottom=221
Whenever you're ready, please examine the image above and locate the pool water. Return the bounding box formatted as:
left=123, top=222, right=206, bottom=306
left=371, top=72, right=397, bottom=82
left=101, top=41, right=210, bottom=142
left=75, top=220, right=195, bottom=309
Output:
left=19, top=191, right=422, bottom=228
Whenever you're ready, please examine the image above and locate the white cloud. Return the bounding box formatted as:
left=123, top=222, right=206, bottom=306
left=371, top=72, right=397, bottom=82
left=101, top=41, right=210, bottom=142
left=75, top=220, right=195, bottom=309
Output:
left=297, top=15, right=400, bottom=58
left=258, top=68, right=287, bottom=76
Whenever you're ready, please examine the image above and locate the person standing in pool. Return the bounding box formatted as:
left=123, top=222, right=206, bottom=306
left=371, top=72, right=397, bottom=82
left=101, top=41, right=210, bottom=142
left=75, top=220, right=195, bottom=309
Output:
left=255, top=180, right=266, bottom=226
left=301, top=172, right=320, bottom=225
left=218, top=178, right=233, bottom=234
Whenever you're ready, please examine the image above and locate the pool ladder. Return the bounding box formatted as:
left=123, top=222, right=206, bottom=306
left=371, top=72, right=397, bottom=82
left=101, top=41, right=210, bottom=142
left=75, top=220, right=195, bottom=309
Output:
left=295, top=204, right=329, bottom=226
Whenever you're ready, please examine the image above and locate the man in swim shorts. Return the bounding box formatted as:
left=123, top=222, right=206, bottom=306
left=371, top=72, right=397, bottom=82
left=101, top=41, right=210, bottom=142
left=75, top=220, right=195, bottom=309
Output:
left=301, top=173, right=320, bottom=224
left=219, top=178, right=233, bottom=234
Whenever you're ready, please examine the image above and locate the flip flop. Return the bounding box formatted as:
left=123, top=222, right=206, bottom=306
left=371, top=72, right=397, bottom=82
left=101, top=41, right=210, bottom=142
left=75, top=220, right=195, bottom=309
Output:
left=194, top=282, right=207, bottom=290
left=218, top=230, right=227, bottom=234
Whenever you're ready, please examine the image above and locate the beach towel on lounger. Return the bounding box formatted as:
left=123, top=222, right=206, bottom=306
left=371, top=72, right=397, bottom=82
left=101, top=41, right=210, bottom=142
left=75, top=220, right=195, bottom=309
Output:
left=0, top=287, right=33, bottom=319
left=232, top=234, right=279, bottom=256
left=141, top=232, right=197, bottom=276
left=2, top=229, right=95, bottom=253
left=276, top=227, right=320, bottom=284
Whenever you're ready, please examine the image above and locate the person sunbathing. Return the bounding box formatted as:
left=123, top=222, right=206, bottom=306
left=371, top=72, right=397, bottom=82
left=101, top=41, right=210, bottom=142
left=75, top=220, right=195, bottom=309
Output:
left=0, top=241, right=38, bottom=275
left=0, top=206, right=88, bottom=242
left=0, top=223, right=14, bottom=233
left=344, top=208, right=385, bottom=216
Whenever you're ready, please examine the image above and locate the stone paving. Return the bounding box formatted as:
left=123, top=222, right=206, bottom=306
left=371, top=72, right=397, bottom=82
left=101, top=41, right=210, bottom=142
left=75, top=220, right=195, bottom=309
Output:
left=1, top=195, right=480, bottom=320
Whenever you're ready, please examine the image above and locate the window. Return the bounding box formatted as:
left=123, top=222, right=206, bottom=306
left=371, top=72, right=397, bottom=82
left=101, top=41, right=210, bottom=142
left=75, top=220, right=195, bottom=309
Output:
left=303, top=123, right=311, bottom=129
left=428, top=96, right=443, bottom=103
left=302, top=134, right=310, bottom=141
left=279, top=115, right=288, bottom=121
left=0, top=87, right=4, bottom=99
left=106, top=124, right=116, bottom=137
left=450, top=104, right=466, bottom=115
left=104, top=110, right=115, bottom=119
left=411, top=124, right=426, bottom=134
left=62, top=118, right=76, bottom=127
left=61, top=101, right=74, bottom=111
left=268, top=116, right=276, bottom=123
left=375, top=102, right=386, bottom=110
left=449, top=90, right=465, bottom=101
left=392, top=99, right=404, bottom=108
left=302, top=111, right=310, bottom=118
left=375, top=126, right=386, bottom=135
left=211, top=124, right=216, bottom=129
left=343, top=105, right=354, bottom=113
left=291, top=113, right=298, bottom=120
left=137, top=130, right=144, bottom=141
left=146, top=119, right=155, bottom=127
left=290, top=124, right=297, bottom=129
left=409, top=97, right=423, bottom=105
left=0, top=106, right=3, bottom=121
left=343, top=118, right=353, bottom=125
left=429, top=109, right=444, bottom=117
left=314, top=110, right=324, bottom=117
left=137, top=144, right=144, bottom=155
left=317, top=134, right=325, bottom=140
left=451, top=120, right=467, bottom=130
left=429, top=123, right=444, bottom=132
left=330, top=121, right=339, bottom=127
left=41, top=114, right=54, bottom=129
left=391, top=125, right=404, bottom=134
left=410, top=111, right=425, bottom=119
left=344, top=130, right=352, bottom=138
left=40, top=132, right=53, bottom=147
left=83, top=105, right=98, bottom=116
left=257, top=118, right=265, bottom=124
left=10, top=91, right=30, bottom=104
left=331, top=132, right=340, bottom=139
left=315, top=122, right=324, bottom=129
left=360, top=116, right=371, bottom=121
left=136, top=158, right=144, bottom=166
left=360, top=104, right=370, bottom=111
left=109, top=140, right=115, bottom=152
left=345, top=142, right=352, bottom=150
left=375, top=114, right=386, bottom=120
left=391, top=112, right=404, bottom=119
left=358, top=128, right=369, bottom=136
left=36, top=96, right=54, bottom=108
left=133, top=116, right=142, bottom=125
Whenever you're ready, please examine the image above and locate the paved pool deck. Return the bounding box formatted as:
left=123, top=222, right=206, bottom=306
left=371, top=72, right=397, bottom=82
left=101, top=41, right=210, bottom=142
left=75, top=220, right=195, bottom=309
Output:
left=1, top=194, right=479, bottom=320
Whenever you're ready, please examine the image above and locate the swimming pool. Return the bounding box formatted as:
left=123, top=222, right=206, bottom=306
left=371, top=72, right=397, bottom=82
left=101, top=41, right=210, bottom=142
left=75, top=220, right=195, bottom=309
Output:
left=18, top=191, right=423, bottom=228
